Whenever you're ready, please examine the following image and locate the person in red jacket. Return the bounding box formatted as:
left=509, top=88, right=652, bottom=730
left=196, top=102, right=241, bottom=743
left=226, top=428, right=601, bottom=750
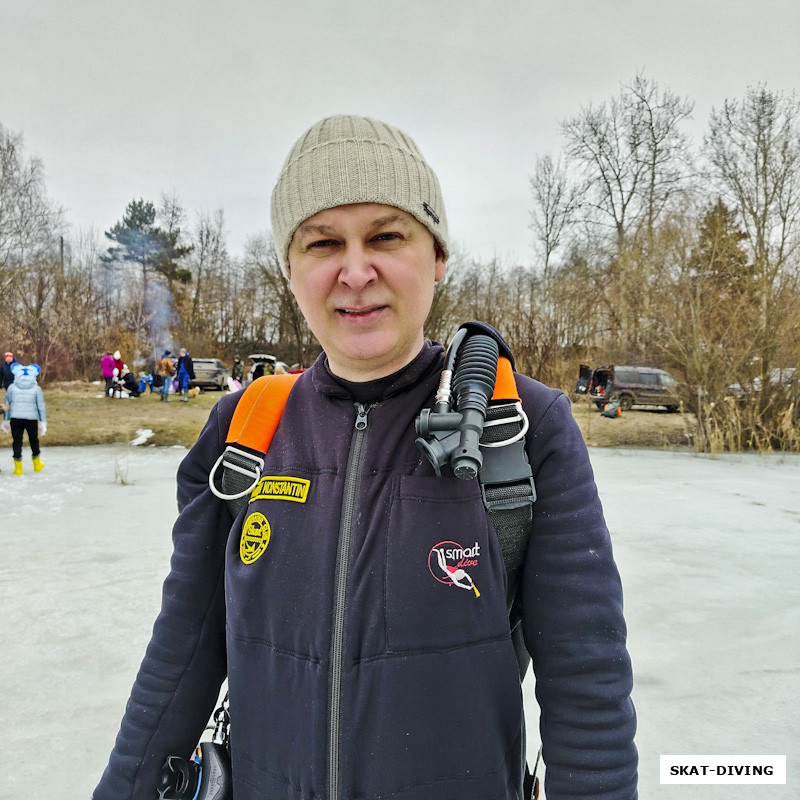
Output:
left=94, top=116, right=637, bottom=800
left=112, top=350, right=124, bottom=374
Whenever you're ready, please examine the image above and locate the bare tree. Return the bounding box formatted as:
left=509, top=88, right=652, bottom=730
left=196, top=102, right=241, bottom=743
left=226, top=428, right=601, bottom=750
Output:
left=562, top=93, right=643, bottom=250
left=0, top=124, right=66, bottom=371
left=242, top=234, right=317, bottom=367
left=560, top=75, right=695, bottom=355
left=628, top=74, right=695, bottom=245
left=562, top=73, right=693, bottom=250
left=187, top=209, right=228, bottom=335
left=704, top=86, right=800, bottom=317
left=529, top=154, right=578, bottom=279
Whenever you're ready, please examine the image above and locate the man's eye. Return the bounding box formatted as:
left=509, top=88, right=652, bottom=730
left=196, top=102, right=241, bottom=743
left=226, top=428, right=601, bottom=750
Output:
left=308, top=239, right=337, bottom=249
left=373, top=232, right=400, bottom=242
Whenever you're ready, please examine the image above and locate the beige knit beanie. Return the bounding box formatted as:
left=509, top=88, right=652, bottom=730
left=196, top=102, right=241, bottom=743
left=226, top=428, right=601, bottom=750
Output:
left=270, top=114, right=449, bottom=278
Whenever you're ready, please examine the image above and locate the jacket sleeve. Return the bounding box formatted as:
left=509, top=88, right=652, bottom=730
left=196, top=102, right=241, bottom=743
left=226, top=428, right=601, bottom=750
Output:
left=519, top=383, right=638, bottom=799
left=37, top=387, right=46, bottom=422
left=92, top=394, right=240, bottom=800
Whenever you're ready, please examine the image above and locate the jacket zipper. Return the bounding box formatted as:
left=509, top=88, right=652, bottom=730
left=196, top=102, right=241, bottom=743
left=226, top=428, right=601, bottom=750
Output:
left=328, top=402, right=372, bottom=800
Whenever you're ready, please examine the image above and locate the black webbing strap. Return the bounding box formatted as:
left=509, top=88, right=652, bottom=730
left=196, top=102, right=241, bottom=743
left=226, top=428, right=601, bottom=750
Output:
left=479, top=401, right=535, bottom=682
left=210, top=445, right=266, bottom=520
left=480, top=401, right=538, bottom=789
left=479, top=403, right=536, bottom=602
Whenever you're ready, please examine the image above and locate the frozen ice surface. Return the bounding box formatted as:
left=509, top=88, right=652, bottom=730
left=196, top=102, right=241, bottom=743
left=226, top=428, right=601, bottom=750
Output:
left=1, top=445, right=798, bottom=799
left=590, top=448, right=800, bottom=798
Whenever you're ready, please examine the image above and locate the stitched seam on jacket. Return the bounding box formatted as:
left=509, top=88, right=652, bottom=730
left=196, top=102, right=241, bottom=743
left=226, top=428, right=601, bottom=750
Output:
left=368, top=632, right=511, bottom=663
left=227, top=630, right=323, bottom=663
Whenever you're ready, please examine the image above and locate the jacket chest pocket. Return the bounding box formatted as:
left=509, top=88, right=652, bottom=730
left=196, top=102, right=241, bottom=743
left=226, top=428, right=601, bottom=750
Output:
left=226, top=472, right=341, bottom=658
left=384, top=474, right=510, bottom=652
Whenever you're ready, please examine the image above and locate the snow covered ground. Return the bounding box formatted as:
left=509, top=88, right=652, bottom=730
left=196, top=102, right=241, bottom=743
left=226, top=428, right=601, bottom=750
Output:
left=2, top=444, right=798, bottom=798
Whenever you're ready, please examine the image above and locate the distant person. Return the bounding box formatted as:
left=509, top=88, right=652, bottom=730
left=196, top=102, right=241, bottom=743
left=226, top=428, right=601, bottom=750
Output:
left=1, top=363, right=46, bottom=475
left=101, top=351, right=115, bottom=397
left=158, top=350, right=176, bottom=402
left=120, top=366, right=141, bottom=398
left=176, top=348, right=195, bottom=402
left=231, top=354, right=244, bottom=385
left=138, top=372, right=156, bottom=394
left=2, top=351, right=17, bottom=391
left=112, top=350, right=124, bottom=375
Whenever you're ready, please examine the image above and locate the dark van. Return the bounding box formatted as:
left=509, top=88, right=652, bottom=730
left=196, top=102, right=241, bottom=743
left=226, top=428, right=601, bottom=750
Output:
left=575, top=365, right=680, bottom=412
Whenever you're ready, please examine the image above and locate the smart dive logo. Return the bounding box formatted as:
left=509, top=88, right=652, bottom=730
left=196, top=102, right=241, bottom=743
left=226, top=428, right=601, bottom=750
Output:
left=240, top=512, right=271, bottom=564
left=428, top=540, right=481, bottom=597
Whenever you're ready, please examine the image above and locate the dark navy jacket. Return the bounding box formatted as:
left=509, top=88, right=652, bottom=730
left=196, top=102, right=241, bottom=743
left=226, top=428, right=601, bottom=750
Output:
left=93, top=341, right=637, bottom=800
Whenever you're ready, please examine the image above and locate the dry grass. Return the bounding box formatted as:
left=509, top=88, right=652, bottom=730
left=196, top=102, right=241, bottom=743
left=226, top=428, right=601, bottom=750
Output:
left=571, top=398, right=697, bottom=450
left=1, top=381, right=698, bottom=453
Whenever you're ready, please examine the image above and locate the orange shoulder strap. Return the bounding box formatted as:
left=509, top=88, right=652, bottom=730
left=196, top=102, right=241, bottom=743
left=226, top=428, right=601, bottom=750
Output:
left=491, top=357, right=520, bottom=402
left=226, top=373, right=300, bottom=452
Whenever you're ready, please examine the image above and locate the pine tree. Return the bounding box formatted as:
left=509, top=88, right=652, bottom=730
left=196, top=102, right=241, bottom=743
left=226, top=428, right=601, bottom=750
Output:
left=689, top=198, right=750, bottom=291
left=102, top=198, right=193, bottom=341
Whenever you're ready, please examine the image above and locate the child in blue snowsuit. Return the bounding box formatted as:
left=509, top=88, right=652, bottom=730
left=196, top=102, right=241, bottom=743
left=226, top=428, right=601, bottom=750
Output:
left=2, top=363, right=47, bottom=475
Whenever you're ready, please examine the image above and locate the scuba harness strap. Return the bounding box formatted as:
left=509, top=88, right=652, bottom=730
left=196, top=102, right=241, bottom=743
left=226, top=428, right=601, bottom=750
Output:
left=208, top=372, right=300, bottom=519
left=478, top=358, right=536, bottom=615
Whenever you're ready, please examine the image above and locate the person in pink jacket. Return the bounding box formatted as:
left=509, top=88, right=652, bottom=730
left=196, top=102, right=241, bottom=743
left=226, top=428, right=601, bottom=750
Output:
left=101, top=351, right=115, bottom=397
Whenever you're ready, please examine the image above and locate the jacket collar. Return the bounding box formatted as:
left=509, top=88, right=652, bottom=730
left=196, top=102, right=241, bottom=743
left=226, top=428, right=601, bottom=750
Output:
left=310, top=340, right=444, bottom=402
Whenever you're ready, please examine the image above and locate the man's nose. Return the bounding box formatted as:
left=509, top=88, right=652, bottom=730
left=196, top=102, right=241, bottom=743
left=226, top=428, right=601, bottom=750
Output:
left=337, top=243, right=378, bottom=289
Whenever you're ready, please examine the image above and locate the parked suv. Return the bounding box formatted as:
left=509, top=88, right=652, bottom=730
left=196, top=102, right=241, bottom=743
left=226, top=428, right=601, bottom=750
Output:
left=190, top=358, right=230, bottom=391
left=575, top=364, right=681, bottom=412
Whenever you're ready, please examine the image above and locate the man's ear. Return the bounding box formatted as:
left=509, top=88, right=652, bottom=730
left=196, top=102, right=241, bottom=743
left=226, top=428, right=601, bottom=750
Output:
left=434, top=242, right=447, bottom=283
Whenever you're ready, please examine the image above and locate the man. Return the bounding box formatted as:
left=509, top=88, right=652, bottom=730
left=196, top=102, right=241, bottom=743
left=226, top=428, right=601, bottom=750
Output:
left=157, top=350, right=175, bottom=401
left=231, top=353, right=244, bottom=384
left=94, top=115, right=637, bottom=800
left=176, top=348, right=195, bottom=402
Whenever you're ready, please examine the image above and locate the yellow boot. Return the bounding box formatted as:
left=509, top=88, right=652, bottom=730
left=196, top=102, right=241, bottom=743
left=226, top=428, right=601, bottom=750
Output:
left=32, top=456, right=45, bottom=472
left=13, top=459, right=23, bottom=475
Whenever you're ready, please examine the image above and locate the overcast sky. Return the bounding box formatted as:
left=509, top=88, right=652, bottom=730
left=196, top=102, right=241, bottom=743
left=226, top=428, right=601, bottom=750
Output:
left=3, top=0, right=798, bottom=265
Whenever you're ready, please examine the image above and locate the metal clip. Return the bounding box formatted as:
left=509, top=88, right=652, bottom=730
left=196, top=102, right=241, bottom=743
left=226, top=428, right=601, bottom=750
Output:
left=208, top=446, right=265, bottom=500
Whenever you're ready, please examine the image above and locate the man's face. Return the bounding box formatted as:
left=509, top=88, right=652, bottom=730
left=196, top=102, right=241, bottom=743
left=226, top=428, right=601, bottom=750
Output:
left=5, top=355, right=12, bottom=364
left=288, top=203, right=446, bottom=382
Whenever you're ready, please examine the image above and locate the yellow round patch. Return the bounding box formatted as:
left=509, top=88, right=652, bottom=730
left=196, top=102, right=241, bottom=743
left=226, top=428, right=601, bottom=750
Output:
left=240, top=512, right=271, bottom=564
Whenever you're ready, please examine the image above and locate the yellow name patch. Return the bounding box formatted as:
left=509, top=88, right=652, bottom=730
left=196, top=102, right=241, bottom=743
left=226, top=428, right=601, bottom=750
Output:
left=250, top=475, right=310, bottom=503
left=240, top=512, right=271, bottom=564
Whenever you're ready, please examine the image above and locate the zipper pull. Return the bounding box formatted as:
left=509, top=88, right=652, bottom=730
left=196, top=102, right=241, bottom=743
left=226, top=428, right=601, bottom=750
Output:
left=354, top=403, right=369, bottom=431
